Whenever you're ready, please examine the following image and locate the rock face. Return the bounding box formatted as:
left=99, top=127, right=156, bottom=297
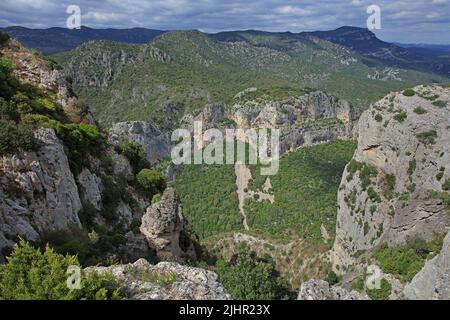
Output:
left=298, top=280, right=368, bottom=300
left=0, top=128, right=82, bottom=262
left=404, top=231, right=450, bottom=300
left=333, top=85, right=450, bottom=270
left=140, top=188, right=194, bottom=262
left=86, top=258, right=230, bottom=300
left=109, top=121, right=170, bottom=163
left=0, top=36, right=149, bottom=263
left=189, top=91, right=359, bottom=154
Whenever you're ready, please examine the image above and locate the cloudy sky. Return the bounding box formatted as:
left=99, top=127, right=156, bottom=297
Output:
left=0, top=0, right=449, bottom=44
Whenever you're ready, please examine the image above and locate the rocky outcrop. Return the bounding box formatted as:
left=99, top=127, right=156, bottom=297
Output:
left=0, top=36, right=149, bottom=263
left=140, top=188, right=194, bottom=262
left=1, top=37, right=95, bottom=124
left=109, top=121, right=170, bottom=163
left=86, top=258, right=230, bottom=300
left=404, top=231, right=450, bottom=300
left=0, top=128, right=82, bottom=262
left=187, top=91, right=359, bottom=154
left=333, top=84, right=450, bottom=271
left=298, top=280, right=368, bottom=300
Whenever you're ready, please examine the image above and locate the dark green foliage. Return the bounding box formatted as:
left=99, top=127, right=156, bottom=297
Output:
left=0, top=240, right=122, bottom=300
left=0, top=32, right=9, bottom=47
left=442, top=179, right=450, bottom=191
left=366, top=278, right=392, bottom=300
left=402, top=88, right=416, bottom=97
left=56, top=123, right=107, bottom=174
left=367, top=187, right=379, bottom=202
left=374, top=114, right=383, bottom=122
left=408, top=159, right=417, bottom=176
left=393, top=111, right=407, bottom=123
left=42, top=226, right=127, bottom=267
left=413, top=107, right=427, bottom=115
left=116, top=139, right=149, bottom=174
left=416, top=130, right=438, bottom=145
left=0, top=97, right=19, bottom=121
left=136, top=169, right=166, bottom=196
left=430, top=191, right=450, bottom=209
left=373, top=235, right=444, bottom=283
left=0, top=119, right=35, bottom=155
left=432, top=100, right=447, bottom=108
left=346, top=159, right=377, bottom=190
left=246, top=140, right=357, bottom=243
left=325, top=271, right=339, bottom=285
left=173, top=164, right=242, bottom=238
left=216, top=247, right=293, bottom=300
left=383, top=174, right=396, bottom=199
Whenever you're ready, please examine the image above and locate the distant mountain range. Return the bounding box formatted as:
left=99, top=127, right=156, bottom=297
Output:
left=0, top=26, right=165, bottom=55
left=2, top=26, right=449, bottom=78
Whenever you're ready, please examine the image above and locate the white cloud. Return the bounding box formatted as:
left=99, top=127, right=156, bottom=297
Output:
left=0, top=0, right=448, bottom=43
left=276, top=5, right=310, bottom=15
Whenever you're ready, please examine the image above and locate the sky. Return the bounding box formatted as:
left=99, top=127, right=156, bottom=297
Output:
left=0, top=0, right=449, bottom=44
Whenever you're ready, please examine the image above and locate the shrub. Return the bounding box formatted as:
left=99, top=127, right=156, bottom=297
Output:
left=416, top=130, right=438, bottom=145
left=432, top=100, right=447, bottom=108
left=442, top=179, right=450, bottom=191
left=413, top=107, right=427, bottom=115
left=366, top=278, right=391, bottom=300
left=374, top=245, right=425, bottom=282
left=216, top=248, right=292, bottom=300
left=402, top=89, right=416, bottom=97
left=0, top=240, right=122, bottom=300
left=393, top=111, right=407, bottom=123
left=0, top=32, right=9, bottom=47
left=325, top=271, right=339, bottom=285
left=0, top=97, right=20, bottom=121
left=384, top=174, right=396, bottom=199
left=56, top=123, right=106, bottom=173
left=151, top=193, right=162, bottom=205
left=117, top=139, right=149, bottom=174
left=136, top=169, right=166, bottom=195
left=0, top=119, right=35, bottom=156
left=374, top=114, right=383, bottom=122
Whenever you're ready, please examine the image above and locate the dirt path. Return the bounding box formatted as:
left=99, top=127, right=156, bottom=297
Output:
left=235, top=163, right=251, bottom=230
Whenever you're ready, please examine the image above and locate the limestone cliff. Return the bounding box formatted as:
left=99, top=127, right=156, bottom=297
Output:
left=333, top=84, right=450, bottom=271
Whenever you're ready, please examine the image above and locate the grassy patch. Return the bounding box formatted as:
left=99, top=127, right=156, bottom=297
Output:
left=416, top=130, right=438, bottom=145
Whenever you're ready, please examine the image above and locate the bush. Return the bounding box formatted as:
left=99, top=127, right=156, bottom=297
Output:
left=0, top=119, right=35, bottom=156
left=0, top=32, right=9, bottom=47
left=384, top=174, right=396, bottom=199
left=117, top=139, right=149, bottom=174
left=151, top=193, right=162, bottom=205
left=442, top=179, right=450, bottom=191
left=56, top=123, right=106, bottom=173
left=374, top=245, right=426, bottom=282
left=413, top=107, right=427, bottom=115
left=402, top=89, right=416, bottom=97
left=0, top=240, right=122, bottom=300
left=374, top=114, right=383, bottom=122
left=0, top=97, right=20, bottom=121
left=432, top=100, right=447, bottom=108
left=216, top=248, right=292, bottom=300
left=136, top=169, right=166, bottom=195
left=366, top=278, right=391, bottom=300
left=416, top=130, right=438, bottom=145
left=393, top=111, right=407, bottom=123
left=325, top=271, right=339, bottom=285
